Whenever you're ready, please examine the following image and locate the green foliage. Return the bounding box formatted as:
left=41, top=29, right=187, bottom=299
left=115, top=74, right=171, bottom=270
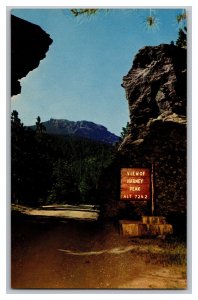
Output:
left=119, top=122, right=130, bottom=141
left=143, top=12, right=160, bottom=31
left=48, top=159, right=80, bottom=204
left=11, top=111, right=115, bottom=207
left=11, top=110, right=23, bottom=128
left=176, top=28, right=187, bottom=48
left=176, top=12, right=186, bottom=25
left=35, top=116, right=46, bottom=135
left=70, top=8, right=187, bottom=35
left=11, top=110, right=24, bottom=140
left=70, top=9, right=98, bottom=17
left=47, top=137, right=114, bottom=204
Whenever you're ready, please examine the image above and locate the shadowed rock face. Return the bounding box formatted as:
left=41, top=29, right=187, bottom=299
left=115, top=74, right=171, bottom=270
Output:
left=100, top=44, right=187, bottom=225
left=11, top=15, right=53, bottom=96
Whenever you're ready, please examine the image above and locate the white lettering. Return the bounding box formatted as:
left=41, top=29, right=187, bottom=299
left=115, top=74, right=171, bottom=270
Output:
left=122, top=194, right=149, bottom=199
left=126, top=171, right=145, bottom=176
left=129, top=186, right=141, bottom=191
left=126, top=179, right=144, bottom=184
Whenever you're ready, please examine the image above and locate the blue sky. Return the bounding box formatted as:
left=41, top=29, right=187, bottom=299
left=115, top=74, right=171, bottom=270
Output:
left=11, top=8, right=185, bottom=135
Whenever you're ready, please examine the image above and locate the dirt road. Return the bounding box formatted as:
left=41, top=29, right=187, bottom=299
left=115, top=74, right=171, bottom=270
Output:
left=11, top=212, right=187, bottom=289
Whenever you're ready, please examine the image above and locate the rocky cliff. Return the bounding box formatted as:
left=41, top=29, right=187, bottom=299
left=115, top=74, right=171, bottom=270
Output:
left=100, top=44, right=187, bottom=228
left=11, top=15, right=53, bottom=96
left=121, top=44, right=186, bottom=141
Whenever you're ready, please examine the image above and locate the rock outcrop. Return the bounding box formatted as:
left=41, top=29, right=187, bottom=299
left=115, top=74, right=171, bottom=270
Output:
left=11, top=15, right=53, bottom=96
left=121, top=44, right=186, bottom=142
left=100, top=44, right=187, bottom=231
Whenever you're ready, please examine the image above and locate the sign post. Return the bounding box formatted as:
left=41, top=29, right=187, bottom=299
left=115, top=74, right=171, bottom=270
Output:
left=151, top=163, right=155, bottom=216
left=120, top=168, right=151, bottom=201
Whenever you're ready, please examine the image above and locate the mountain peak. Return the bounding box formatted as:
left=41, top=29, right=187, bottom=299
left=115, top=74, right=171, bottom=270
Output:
left=32, top=119, right=119, bottom=144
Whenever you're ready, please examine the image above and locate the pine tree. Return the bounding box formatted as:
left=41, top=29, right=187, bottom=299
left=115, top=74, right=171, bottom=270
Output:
left=35, top=116, right=46, bottom=134
left=176, top=27, right=187, bottom=48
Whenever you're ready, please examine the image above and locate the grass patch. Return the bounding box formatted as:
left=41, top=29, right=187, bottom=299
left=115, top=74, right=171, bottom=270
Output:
left=128, top=237, right=187, bottom=267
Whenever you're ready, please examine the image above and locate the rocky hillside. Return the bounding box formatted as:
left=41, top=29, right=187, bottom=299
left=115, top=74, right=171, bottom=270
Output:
left=30, top=118, right=119, bottom=144
left=100, top=44, right=187, bottom=224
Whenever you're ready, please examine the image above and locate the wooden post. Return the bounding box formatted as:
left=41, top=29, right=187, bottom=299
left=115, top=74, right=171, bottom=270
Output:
left=151, top=162, right=155, bottom=216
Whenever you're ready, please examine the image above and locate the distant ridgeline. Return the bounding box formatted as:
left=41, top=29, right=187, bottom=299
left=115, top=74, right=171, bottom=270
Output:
left=99, top=44, right=187, bottom=230
left=29, top=118, right=119, bottom=144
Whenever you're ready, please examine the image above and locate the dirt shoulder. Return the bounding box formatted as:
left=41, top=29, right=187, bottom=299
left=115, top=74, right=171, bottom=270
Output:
left=11, top=203, right=99, bottom=220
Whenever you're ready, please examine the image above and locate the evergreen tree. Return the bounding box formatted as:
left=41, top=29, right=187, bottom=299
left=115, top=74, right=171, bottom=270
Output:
left=120, top=122, right=131, bottom=141
left=176, top=27, right=187, bottom=48
left=35, top=116, right=46, bottom=134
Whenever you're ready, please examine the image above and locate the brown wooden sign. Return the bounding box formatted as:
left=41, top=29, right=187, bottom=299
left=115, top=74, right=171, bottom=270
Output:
left=120, top=168, right=151, bottom=200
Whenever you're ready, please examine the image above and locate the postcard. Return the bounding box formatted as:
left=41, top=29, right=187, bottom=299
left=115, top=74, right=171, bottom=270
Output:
left=10, top=7, right=188, bottom=290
